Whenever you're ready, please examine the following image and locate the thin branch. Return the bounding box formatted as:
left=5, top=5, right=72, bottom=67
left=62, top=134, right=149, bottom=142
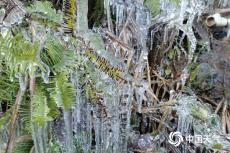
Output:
left=216, top=8, right=230, bottom=14
left=5, top=77, right=28, bottom=153
left=9, top=0, right=26, bottom=13
left=222, top=100, right=228, bottom=134
left=150, top=116, right=173, bottom=131
left=158, top=107, right=171, bottom=131
left=215, top=98, right=224, bottom=114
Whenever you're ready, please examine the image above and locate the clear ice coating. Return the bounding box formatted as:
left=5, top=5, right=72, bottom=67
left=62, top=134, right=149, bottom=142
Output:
left=72, top=72, right=93, bottom=152
left=0, top=1, right=25, bottom=28
left=0, top=126, right=7, bottom=152
left=67, top=1, right=152, bottom=152
left=32, top=124, right=48, bottom=153
left=72, top=71, right=134, bottom=153
left=63, top=110, right=74, bottom=153
left=18, top=74, right=27, bottom=91
left=175, top=95, right=230, bottom=150
left=41, top=62, right=50, bottom=84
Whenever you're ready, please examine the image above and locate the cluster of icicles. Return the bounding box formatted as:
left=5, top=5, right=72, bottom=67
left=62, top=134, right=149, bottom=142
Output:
left=71, top=1, right=151, bottom=153
left=0, top=0, right=151, bottom=152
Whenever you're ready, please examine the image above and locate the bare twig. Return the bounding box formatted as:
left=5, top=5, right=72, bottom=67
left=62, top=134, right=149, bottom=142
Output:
left=215, top=98, right=224, bottom=114
left=216, top=8, right=230, bottom=14
left=222, top=100, right=228, bottom=134
left=200, top=95, right=218, bottom=107
left=226, top=112, right=230, bottom=133
left=158, top=107, right=171, bottom=131
left=105, top=30, right=133, bottom=50
left=150, top=116, right=173, bottom=131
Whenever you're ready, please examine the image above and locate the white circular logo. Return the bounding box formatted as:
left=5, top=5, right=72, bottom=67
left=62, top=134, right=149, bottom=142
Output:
left=168, top=132, right=183, bottom=146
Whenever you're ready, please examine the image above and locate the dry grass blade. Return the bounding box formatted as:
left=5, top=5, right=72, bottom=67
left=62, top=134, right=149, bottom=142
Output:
left=226, top=112, right=230, bottom=133
left=221, top=100, right=228, bottom=134
left=150, top=116, right=173, bottom=131
left=157, top=107, right=171, bottom=131
left=105, top=31, right=133, bottom=51
left=215, top=98, right=224, bottom=114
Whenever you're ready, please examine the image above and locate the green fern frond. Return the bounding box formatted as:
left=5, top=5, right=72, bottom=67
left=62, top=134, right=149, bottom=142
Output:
left=46, top=95, right=60, bottom=118
left=0, top=62, right=18, bottom=103
left=42, top=80, right=60, bottom=118
left=32, top=84, right=52, bottom=127
left=42, top=37, right=64, bottom=67
left=26, top=1, right=62, bottom=23
left=52, top=50, right=76, bottom=73
left=12, top=141, right=33, bottom=153
left=0, top=32, right=52, bottom=84
left=51, top=73, right=75, bottom=110
left=28, top=13, right=61, bottom=30
left=41, top=36, right=77, bottom=73
left=25, top=1, right=62, bottom=31
left=63, top=0, right=76, bottom=34
left=19, top=97, right=32, bottom=133
left=0, top=33, right=40, bottom=77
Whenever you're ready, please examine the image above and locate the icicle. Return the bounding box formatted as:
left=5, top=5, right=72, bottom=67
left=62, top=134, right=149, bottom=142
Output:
left=32, top=124, right=48, bottom=153
left=72, top=72, right=93, bottom=152
left=85, top=103, right=92, bottom=151
left=0, top=126, right=7, bottom=153
left=71, top=1, right=151, bottom=152
left=115, top=47, right=121, bottom=58
left=115, top=2, right=125, bottom=35
left=0, top=8, right=5, bottom=24
left=79, top=100, right=92, bottom=152
left=72, top=72, right=82, bottom=144
left=110, top=86, right=120, bottom=153
left=17, top=74, right=27, bottom=91
left=179, top=0, right=188, bottom=24
left=104, top=0, right=114, bottom=32
left=227, top=24, right=230, bottom=37
left=63, top=110, right=74, bottom=153
left=118, top=84, right=133, bottom=153
left=77, top=0, right=89, bottom=31
left=136, top=86, right=145, bottom=113
left=41, top=62, right=50, bottom=84
left=0, top=27, right=8, bottom=38
left=181, top=68, right=190, bottom=87
left=94, top=106, right=103, bottom=153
